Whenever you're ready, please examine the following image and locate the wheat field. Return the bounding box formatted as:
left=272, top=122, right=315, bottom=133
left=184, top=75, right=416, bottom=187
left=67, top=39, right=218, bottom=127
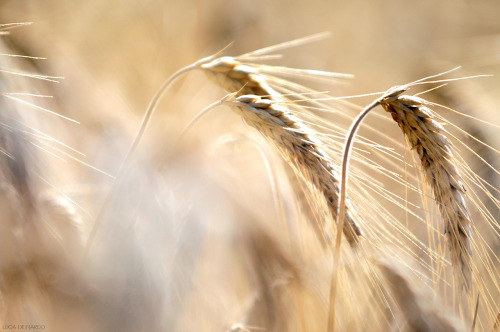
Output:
left=0, top=1, right=499, bottom=332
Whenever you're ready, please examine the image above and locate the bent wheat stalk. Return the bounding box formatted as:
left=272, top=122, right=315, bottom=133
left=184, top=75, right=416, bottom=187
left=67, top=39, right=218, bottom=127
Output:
left=223, top=94, right=362, bottom=246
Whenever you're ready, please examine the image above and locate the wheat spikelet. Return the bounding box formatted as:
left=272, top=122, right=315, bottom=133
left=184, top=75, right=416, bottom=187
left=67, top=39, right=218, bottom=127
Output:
left=379, top=88, right=473, bottom=290
left=199, top=46, right=363, bottom=246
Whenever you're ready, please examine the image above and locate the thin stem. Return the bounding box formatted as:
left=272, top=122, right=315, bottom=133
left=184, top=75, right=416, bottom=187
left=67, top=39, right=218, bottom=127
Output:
left=80, top=43, right=236, bottom=262
left=249, top=139, right=289, bottom=246
left=471, top=294, right=480, bottom=332
left=177, top=97, right=229, bottom=142
left=81, top=61, right=203, bottom=262
left=217, top=133, right=290, bottom=246
left=492, top=310, right=500, bottom=332
left=327, top=98, right=381, bottom=332
left=122, top=63, right=201, bottom=173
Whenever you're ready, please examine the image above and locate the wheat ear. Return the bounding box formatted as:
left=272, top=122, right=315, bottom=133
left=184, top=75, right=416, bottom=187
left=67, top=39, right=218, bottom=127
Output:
left=380, top=91, right=472, bottom=290
left=223, top=94, right=362, bottom=246
left=202, top=56, right=334, bottom=245
left=335, top=81, right=472, bottom=290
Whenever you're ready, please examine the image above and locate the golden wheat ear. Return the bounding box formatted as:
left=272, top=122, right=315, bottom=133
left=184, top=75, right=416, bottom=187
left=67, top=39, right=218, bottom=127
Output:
left=335, top=70, right=478, bottom=292
left=221, top=94, right=362, bottom=246
left=380, top=93, right=473, bottom=291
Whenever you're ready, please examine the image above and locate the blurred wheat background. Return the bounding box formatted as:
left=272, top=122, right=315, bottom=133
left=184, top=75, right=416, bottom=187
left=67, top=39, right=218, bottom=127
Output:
left=0, top=1, right=499, bottom=331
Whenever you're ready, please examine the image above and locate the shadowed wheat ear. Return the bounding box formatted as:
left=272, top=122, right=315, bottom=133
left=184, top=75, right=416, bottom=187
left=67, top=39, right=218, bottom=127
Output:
left=220, top=94, right=363, bottom=246
left=377, top=258, right=466, bottom=332
left=200, top=35, right=363, bottom=247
